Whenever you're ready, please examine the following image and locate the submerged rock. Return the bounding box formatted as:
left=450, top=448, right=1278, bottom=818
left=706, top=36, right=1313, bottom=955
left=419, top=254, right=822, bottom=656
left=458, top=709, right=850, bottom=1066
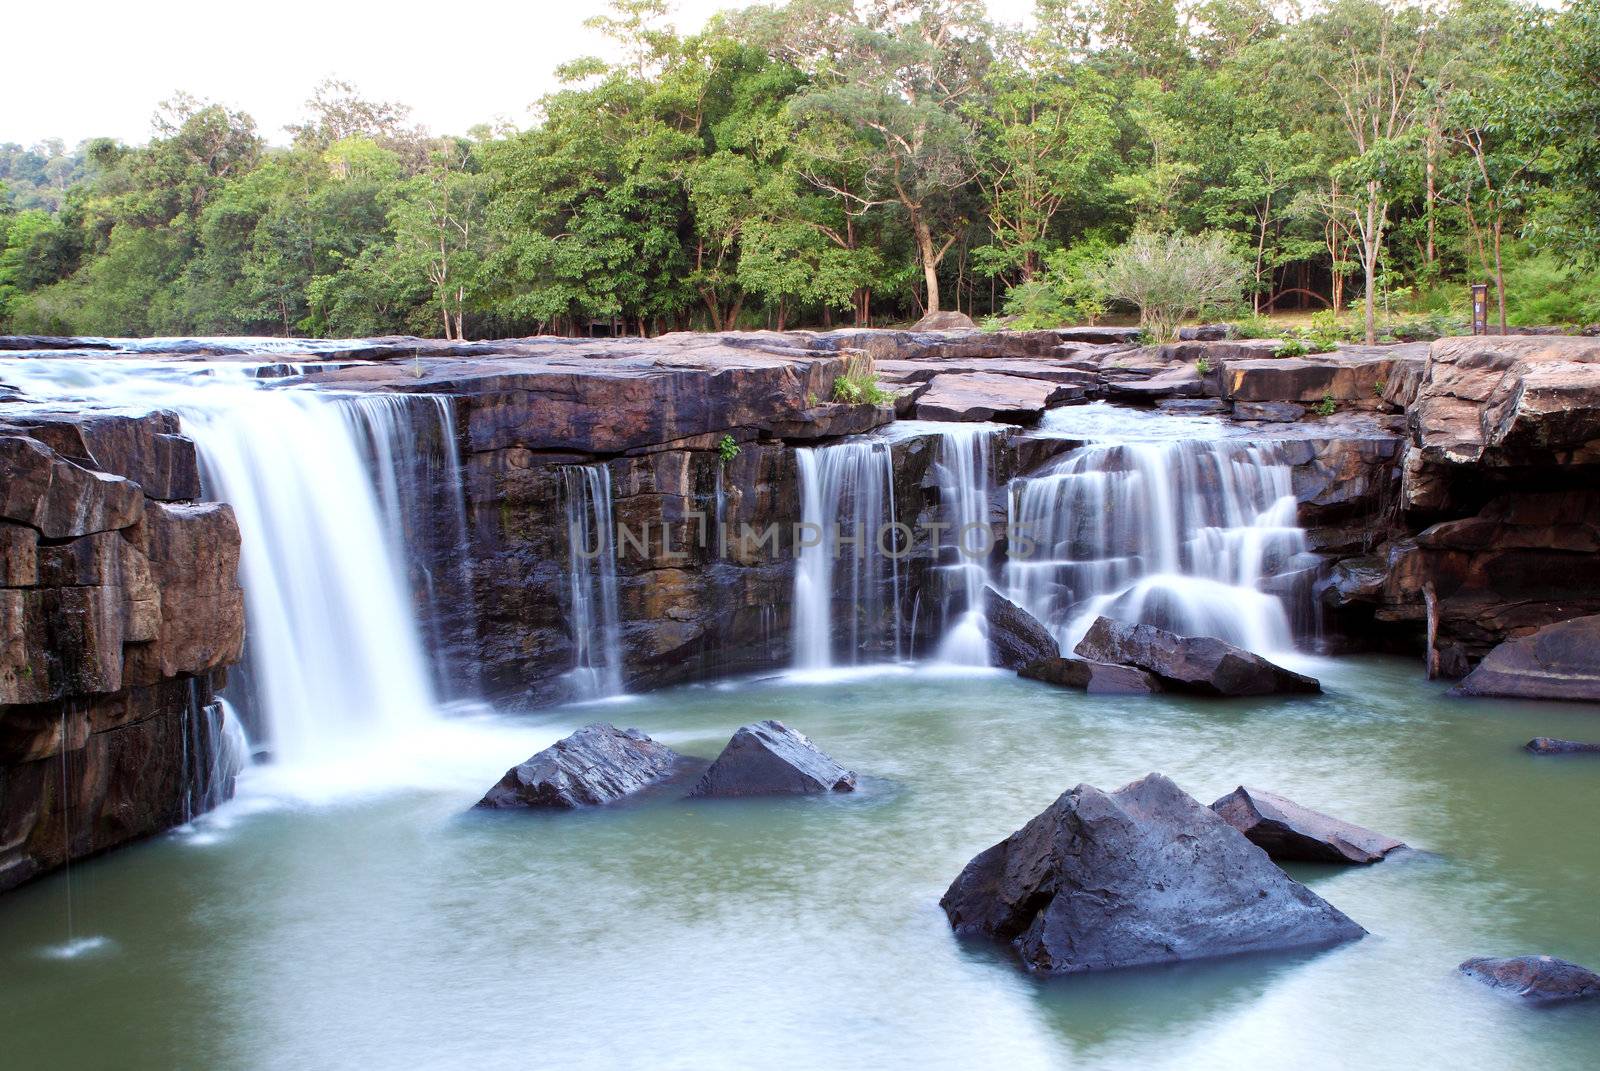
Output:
left=1073, top=617, right=1321, bottom=696
left=475, top=723, right=686, bottom=809
left=1459, top=956, right=1600, bottom=1003
left=1455, top=615, right=1600, bottom=702
left=1524, top=737, right=1600, bottom=755
left=940, top=773, right=1365, bottom=976
left=985, top=588, right=1060, bottom=670
left=1211, top=786, right=1405, bottom=864
left=1018, top=656, right=1161, bottom=695
left=687, top=720, right=856, bottom=798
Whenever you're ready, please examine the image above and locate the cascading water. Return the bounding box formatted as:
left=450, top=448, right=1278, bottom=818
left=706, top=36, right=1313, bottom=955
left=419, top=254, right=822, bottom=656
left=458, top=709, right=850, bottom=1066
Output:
left=1006, top=406, right=1320, bottom=655
left=182, top=385, right=444, bottom=765
left=792, top=440, right=903, bottom=670
left=345, top=393, right=478, bottom=698
left=561, top=464, right=625, bottom=699
left=931, top=428, right=1000, bottom=666
left=0, top=355, right=478, bottom=788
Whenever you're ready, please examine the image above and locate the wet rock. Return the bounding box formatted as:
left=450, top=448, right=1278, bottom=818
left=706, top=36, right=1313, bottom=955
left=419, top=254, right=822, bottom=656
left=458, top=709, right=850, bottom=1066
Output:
left=687, top=720, right=855, bottom=798
left=915, top=372, right=1081, bottom=423
left=1234, top=401, right=1306, bottom=422
left=1019, top=656, right=1161, bottom=694
left=912, top=310, right=979, bottom=332
left=1156, top=398, right=1229, bottom=415
left=1073, top=617, right=1321, bottom=696
left=1223, top=347, right=1424, bottom=405
left=1103, top=364, right=1203, bottom=403
left=1211, top=786, right=1405, bottom=864
left=475, top=724, right=687, bottom=809
left=940, top=772, right=1365, bottom=976
left=1524, top=737, right=1600, bottom=754
left=1459, top=956, right=1600, bottom=1003
left=1456, top=615, right=1600, bottom=701
left=985, top=587, right=1060, bottom=670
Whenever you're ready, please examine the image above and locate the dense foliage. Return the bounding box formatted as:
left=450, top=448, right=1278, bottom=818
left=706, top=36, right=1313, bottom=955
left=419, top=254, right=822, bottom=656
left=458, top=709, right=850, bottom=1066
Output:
left=2, top=0, right=1597, bottom=340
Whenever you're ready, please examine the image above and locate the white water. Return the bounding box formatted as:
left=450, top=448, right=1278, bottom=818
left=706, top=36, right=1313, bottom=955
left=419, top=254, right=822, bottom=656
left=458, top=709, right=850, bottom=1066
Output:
left=792, top=440, right=904, bottom=670
left=1007, top=409, right=1319, bottom=656
left=562, top=464, right=625, bottom=699
left=0, top=356, right=473, bottom=800
left=932, top=427, right=1000, bottom=666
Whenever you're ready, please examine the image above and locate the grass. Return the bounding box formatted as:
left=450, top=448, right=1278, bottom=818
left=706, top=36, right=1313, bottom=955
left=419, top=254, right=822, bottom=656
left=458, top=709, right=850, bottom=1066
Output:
left=832, top=353, right=894, bottom=406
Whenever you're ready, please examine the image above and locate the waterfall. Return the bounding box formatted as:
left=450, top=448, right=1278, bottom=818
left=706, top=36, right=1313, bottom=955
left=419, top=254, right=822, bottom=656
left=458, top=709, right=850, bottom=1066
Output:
left=343, top=394, right=478, bottom=698
left=792, top=440, right=903, bottom=670
left=1, top=354, right=484, bottom=798
left=182, top=386, right=444, bottom=766
left=932, top=428, right=999, bottom=666
left=561, top=465, right=625, bottom=699
left=1004, top=436, right=1318, bottom=655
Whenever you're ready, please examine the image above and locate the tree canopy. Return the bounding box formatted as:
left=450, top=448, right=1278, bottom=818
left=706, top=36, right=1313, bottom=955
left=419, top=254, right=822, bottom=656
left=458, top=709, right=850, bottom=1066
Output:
left=2, top=0, right=1597, bottom=337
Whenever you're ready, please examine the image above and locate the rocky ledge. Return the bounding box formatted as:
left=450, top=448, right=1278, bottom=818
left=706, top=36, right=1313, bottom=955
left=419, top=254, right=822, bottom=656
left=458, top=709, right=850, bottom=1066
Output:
left=0, top=409, right=245, bottom=892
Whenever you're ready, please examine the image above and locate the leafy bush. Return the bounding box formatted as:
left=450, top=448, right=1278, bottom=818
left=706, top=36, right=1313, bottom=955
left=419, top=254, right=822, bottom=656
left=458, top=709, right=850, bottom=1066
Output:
left=717, top=434, right=740, bottom=464
left=1088, top=231, right=1248, bottom=343
left=1273, top=336, right=1311, bottom=358
left=999, top=239, right=1112, bottom=329
left=1504, top=249, right=1600, bottom=326
left=1313, top=393, right=1337, bottom=417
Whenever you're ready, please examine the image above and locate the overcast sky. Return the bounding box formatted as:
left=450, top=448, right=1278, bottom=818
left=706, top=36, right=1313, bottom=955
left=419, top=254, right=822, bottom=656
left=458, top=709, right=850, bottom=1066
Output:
left=6, top=0, right=1037, bottom=147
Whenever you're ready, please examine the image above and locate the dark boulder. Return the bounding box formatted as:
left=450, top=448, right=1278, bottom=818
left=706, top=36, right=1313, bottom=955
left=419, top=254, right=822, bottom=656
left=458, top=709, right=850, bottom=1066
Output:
left=475, top=723, right=686, bottom=809
left=1211, top=786, right=1405, bottom=864
left=687, top=720, right=856, bottom=798
left=1459, top=956, right=1600, bottom=1002
left=1179, top=323, right=1236, bottom=342
left=1073, top=617, right=1321, bottom=696
left=940, top=773, right=1365, bottom=976
left=985, top=588, right=1060, bottom=669
left=1455, top=615, right=1600, bottom=702
left=1524, top=737, right=1600, bottom=755
left=1018, top=656, right=1161, bottom=694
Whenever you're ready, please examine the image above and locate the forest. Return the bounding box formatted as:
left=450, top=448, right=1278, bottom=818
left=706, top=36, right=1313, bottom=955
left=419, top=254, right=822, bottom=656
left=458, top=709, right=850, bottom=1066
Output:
left=1, top=0, right=1597, bottom=343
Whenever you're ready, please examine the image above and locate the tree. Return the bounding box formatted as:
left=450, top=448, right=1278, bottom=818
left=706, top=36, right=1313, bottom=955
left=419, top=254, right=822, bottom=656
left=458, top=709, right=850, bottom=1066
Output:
left=754, top=0, right=991, bottom=313
left=1089, top=229, right=1247, bottom=341
left=1299, top=1, right=1431, bottom=343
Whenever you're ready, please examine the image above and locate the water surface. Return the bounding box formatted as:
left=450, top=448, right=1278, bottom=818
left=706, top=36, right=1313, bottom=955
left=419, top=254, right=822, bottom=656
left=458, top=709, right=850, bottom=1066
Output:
left=3, top=657, right=1597, bottom=1070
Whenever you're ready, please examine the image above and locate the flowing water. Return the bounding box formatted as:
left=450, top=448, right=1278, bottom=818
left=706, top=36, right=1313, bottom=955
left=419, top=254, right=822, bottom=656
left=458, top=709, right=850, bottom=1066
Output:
left=0, top=356, right=473, bottom=796
left=792, top=440, right=904, bottom=670
left=561, top=464, right=625, bottom=699
left=4, top=359, right=1598, bottom=1069
left=1013, top=403, right=1320, bottom=654
left=1, top=660, right=1597, bottom=1069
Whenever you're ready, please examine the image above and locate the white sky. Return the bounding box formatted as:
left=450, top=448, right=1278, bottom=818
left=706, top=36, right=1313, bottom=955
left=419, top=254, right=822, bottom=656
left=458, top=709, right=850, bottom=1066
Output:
left=5, top=0, right=1037, bottom=147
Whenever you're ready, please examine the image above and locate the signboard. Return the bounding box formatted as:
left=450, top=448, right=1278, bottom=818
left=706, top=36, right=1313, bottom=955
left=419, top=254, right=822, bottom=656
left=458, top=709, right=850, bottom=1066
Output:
left=1471, top=283, right=1489, bottom=336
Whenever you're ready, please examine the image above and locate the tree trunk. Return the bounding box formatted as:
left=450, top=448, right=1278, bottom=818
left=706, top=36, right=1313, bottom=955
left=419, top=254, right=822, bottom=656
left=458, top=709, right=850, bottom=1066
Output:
left=1493, top=218, right=1507, bottom=333
left=913, top=213, right=941, bottom=314
left=1363, top=185, right=1380, bottom=346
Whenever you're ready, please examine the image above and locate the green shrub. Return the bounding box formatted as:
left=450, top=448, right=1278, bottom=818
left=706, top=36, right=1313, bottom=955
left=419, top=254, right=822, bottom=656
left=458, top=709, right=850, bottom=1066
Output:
left=999, top=238, right=1112, bottom=328
left=1088, top=230, right=1248, bottom=343
left=1194, top=356, right=1212, bottom=375
left=717, top=434, right=739, bottom=464
left=1273, top=336, right=1310, bottom=358
left=832, top=353, right=893, bottom=406
left=1313, top=393, right=1337, bottom=417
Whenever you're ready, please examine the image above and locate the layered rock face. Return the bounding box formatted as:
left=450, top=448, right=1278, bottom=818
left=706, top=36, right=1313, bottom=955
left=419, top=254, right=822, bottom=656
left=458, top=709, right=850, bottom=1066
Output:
left=0, top=411, right=245, bottom=892
left=1074, top=617, right=1321, bottom=696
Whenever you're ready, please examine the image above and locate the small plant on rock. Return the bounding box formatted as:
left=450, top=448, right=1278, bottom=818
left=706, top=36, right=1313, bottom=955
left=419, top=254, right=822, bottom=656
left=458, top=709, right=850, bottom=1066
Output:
left=717, top=434, right=740, bottom=465
left=1314, top=393, right=1337, bottom=417
left=1194, top=355, right=1212, bottom=375
left=832, top=353, right=893, bottom=406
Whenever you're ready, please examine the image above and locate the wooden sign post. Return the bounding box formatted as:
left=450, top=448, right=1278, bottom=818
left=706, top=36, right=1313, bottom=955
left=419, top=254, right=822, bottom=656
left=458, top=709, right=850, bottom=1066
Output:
left=1471, top=283, right=1489, bottom=336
